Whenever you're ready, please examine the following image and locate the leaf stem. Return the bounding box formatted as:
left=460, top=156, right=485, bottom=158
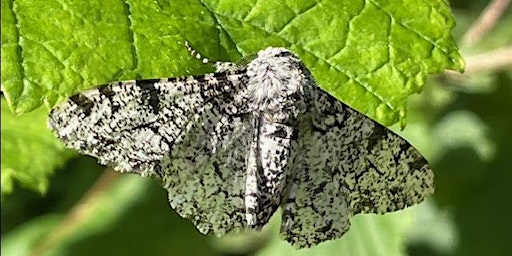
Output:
left=31, top=170, right=120, bottom=256
left=446, top=46, right=512, bottom=78
left=462, top=0, right=511, bottom=47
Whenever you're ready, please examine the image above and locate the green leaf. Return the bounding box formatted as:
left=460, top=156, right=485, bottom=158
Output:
left=1, top=0, right=463, bottom=126
left=1, top=98, right=73, bottom=196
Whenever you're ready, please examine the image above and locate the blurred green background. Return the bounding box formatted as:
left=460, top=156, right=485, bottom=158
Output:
left=2, top=0, right=511, bottom=255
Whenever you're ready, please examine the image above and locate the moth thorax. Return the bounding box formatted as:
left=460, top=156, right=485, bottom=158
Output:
left=246, top=77, right=306, bottom=124
left=244, top=47, right=310, bottom=123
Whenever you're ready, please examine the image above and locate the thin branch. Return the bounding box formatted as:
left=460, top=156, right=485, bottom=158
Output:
left=32, top=170, right=121, bottom=256
left=462, top=0, right=511, bottom=47
left=464, top=46, right=512, bottom=73
left=445, top=46, right=512, bottom=82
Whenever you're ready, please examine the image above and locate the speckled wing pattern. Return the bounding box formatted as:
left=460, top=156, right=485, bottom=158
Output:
left=280, top=86, right=434, bottom=247
left=48, top=47, right=434, bottom=249
left=48, top=70, right=256, bottom=235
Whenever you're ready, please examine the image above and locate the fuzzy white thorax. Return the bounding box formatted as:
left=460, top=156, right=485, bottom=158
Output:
left=245, top=47, right=308, bottom=122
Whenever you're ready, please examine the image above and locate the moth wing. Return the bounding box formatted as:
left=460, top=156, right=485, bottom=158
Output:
left=281, top=87, right=434, bottom=248
left=48, top=72, right=253, bottom=235
left=163, top=104, right=253, bottom=235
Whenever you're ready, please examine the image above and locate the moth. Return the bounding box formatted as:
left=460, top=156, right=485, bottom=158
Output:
left=48, top=46, right=434, bottom=248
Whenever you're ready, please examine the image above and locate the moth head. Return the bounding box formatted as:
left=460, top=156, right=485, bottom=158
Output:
left=249, top=47, right=305, bottom=76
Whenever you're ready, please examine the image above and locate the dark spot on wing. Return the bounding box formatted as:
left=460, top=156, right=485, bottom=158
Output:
left=312, top=181, right=327, bottom=194
left=70, top=94, right=94, bottom=117
left=136, top=79, right=160, bottom=114
left=400, top=141, right=410, bottom=152
left=275, top=51, right=294, bottom=58
left=98, top=85, right=121, bottom=113
left=99, top=85, right=116, bottom=98
left=409, top=157, right=428, bottom=170
left=213, top=72, right=228, bottom=80
left=194, top=75, right=207, bottom=84
left=213, top=161, right=224, bottom=181
left=367, top=125, right=388, bottom=151
left=314, top=220, right=333, bottom=233
left=272, top=126, right=291, bottom=139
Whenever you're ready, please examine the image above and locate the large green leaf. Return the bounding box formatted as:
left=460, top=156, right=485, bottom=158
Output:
left=1, top=0, right=463, bottom=126
left=1, top=98, right=73, bottom=196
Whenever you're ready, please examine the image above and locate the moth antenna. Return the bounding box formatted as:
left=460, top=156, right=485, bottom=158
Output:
left=185, top=41, right=210, bottom=64
left=184, top=41, right=237, bottom=72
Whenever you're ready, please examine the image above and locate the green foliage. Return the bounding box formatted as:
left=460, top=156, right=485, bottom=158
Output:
left=1, top=0, right=462, bottom=126
left=1, top=98, right=73, bottom=196
left=11, top=0, right=512, bottom=256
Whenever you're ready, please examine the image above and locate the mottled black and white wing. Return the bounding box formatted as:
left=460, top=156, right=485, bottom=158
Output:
left=49, top=46, right=435, bottom=249
left=281, top=86, right=435, bottom=248
left=48, top=70, right=257, bottom=235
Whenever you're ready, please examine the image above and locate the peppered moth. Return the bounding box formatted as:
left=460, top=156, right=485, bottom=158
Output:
left=48, top=47, right=434, bottom=248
